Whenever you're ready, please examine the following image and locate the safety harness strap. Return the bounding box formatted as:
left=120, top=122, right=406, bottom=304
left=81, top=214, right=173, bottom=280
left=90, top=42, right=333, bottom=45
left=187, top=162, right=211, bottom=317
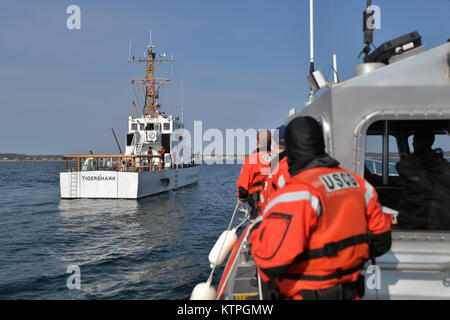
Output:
left=252, top=181, right=265, bottom=188
left=282, top=262, right=366, bottom=281
left=293, top=233, right=370, bottom=263
left=299, top=274, right=365, bottom=300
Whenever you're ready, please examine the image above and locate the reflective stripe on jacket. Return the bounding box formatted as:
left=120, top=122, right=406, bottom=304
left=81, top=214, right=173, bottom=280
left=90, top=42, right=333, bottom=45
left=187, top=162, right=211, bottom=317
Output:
left=236, top=150, right=277, bottom=214
left=250, top=166, right=392, bottom=299
left=265, top=155, right=289, bottom=202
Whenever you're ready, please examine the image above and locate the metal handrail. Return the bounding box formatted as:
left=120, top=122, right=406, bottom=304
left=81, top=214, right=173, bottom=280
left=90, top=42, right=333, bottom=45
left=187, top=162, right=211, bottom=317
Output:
left=63, top=154, right=165, bottom=173
left=366, top=157, right=399, bottom=176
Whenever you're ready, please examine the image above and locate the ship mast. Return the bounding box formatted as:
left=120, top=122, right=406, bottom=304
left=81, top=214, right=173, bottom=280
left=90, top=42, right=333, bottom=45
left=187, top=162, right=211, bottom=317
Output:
left=128, top=42, right=174, bottom=118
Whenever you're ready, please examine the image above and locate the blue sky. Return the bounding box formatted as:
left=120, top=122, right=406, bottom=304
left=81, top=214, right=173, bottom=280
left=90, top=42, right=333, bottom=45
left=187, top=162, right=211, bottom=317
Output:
left=0, top=0, right=449, bottom=154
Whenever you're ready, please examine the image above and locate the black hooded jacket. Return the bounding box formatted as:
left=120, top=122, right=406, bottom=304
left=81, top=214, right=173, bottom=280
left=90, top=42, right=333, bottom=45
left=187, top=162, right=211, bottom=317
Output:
left=282, top=116, right=391, bottom=261
left=396, top=148, right=450, bottom=230
left=285, top=116, right=340, bottom=175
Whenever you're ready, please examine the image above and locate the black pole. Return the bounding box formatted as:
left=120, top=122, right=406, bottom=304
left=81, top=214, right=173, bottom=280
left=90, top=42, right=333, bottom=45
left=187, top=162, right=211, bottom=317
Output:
left=360, top=0, right=374, bottom=59
left=111, top=128, right=123, bottom=154
left=382, top=120, right=389, bottom=186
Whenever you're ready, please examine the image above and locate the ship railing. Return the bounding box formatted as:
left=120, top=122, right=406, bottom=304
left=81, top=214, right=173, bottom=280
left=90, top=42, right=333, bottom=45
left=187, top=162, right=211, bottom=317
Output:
left=62, top=154, right=167, bottom=173
left=365, top=157, right=399, bottom=176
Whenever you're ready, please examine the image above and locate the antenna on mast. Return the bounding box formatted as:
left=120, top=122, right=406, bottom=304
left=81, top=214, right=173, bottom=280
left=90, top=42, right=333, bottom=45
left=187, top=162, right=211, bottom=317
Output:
left=309, top=0, right=315, bottom=75
left=307, top=0, right=319, bottom=103
left=129, top=34, right=175, bottom=118
left=181, top=80, right=184, bottom=124
left=331, top=0, right=339, bottom=83
left=128, top=37, right=132, bottom=61
left=306, top=0, right=329, bottom=104
left=360, top=0, right=374, bottom=58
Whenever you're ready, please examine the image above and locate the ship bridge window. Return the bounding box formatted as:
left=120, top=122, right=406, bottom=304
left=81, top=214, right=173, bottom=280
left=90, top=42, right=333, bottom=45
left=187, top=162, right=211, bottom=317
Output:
left=365, top=120, right=450, bottom=231
left=164, top=123, right=170, bottom=131
left=140, top=124, right=144, bottom=130
left=145, top=123, right=154, bottom=131
left=131, top=123, right=137, bottom=131
left=126, top=133, right=134, bottom=146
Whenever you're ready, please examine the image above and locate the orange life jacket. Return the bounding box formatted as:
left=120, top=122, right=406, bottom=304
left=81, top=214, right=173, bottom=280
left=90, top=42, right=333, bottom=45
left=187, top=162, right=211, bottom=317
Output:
left=286, top=167, right=369, bottom=291
left=250, top=165, right=390, bottom=299
left=236, top=149, right=277, bottom=216
left=265, top=155, right=289, bottom=202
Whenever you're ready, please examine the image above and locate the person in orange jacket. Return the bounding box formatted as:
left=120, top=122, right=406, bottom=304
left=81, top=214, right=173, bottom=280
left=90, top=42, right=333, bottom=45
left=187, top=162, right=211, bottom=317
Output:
left=159, top=146, right=166, bottom=168
left=265, top=125, right=289, bottom=201
left=249, top=116, right=392, bottom=300
left=237, top=130, right=277, bottom=219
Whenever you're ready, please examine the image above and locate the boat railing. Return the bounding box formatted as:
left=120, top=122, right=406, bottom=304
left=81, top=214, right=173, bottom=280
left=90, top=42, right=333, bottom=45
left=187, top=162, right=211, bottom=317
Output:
left=365, top=157, right=399, bottom=176
left=63, top=154, right=167, bottom=173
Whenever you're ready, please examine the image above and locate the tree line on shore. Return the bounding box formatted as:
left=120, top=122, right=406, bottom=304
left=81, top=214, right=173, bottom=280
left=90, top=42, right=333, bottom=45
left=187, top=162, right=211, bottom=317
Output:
left=0, top=153, right=63, bottom=161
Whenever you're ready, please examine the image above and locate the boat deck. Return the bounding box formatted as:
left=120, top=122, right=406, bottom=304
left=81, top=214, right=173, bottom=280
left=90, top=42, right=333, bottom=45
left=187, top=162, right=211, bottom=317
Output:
left=222, top=240, right=260, bottom=300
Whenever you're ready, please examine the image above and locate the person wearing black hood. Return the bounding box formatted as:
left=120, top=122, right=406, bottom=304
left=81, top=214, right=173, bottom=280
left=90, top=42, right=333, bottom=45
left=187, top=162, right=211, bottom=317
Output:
left=249, top=116, right=392, bottom=300
left=396, top=130, right=450, bottom=230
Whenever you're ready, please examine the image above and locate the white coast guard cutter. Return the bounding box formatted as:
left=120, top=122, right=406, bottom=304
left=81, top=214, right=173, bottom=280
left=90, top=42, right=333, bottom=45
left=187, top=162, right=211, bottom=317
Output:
left=60, top=42, right=200, bottom=199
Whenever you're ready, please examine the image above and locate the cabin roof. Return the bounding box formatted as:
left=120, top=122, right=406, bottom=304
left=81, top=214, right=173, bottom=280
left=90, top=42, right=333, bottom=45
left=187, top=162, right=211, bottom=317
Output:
left=288, top=41, right=450, bottom=127
left=286, top=41, right=450, bottom=174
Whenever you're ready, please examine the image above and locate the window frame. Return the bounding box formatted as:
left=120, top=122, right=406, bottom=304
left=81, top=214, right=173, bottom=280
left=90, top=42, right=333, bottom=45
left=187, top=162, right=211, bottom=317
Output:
left=163, top=122, right=171, bottom=131
left=355, top=110, right=450, bottom=233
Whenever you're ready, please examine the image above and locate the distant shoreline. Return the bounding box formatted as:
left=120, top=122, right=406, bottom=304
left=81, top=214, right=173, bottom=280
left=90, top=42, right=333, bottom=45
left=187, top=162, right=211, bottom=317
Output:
left=0, top=159, right=65, bottom=162
left=0, top=154, right=63, bottom=162
left=2, top=151, right=449, bottom=163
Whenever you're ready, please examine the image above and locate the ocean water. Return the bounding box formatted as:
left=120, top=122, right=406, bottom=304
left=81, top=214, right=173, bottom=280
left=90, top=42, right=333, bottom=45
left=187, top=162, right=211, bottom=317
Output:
left=0, top=161, right=242, bottom=299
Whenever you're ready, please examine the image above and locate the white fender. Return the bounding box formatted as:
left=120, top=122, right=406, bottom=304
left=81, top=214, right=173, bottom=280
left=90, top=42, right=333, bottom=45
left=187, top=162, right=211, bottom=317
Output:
left=208, top=228, right=238, bottom=268
left=190, top=282, right=217, bottom=300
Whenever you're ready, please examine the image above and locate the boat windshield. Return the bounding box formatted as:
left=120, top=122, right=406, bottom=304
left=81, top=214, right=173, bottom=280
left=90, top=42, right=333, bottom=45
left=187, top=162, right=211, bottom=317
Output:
left=365, top=119, right=450, bottom=231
